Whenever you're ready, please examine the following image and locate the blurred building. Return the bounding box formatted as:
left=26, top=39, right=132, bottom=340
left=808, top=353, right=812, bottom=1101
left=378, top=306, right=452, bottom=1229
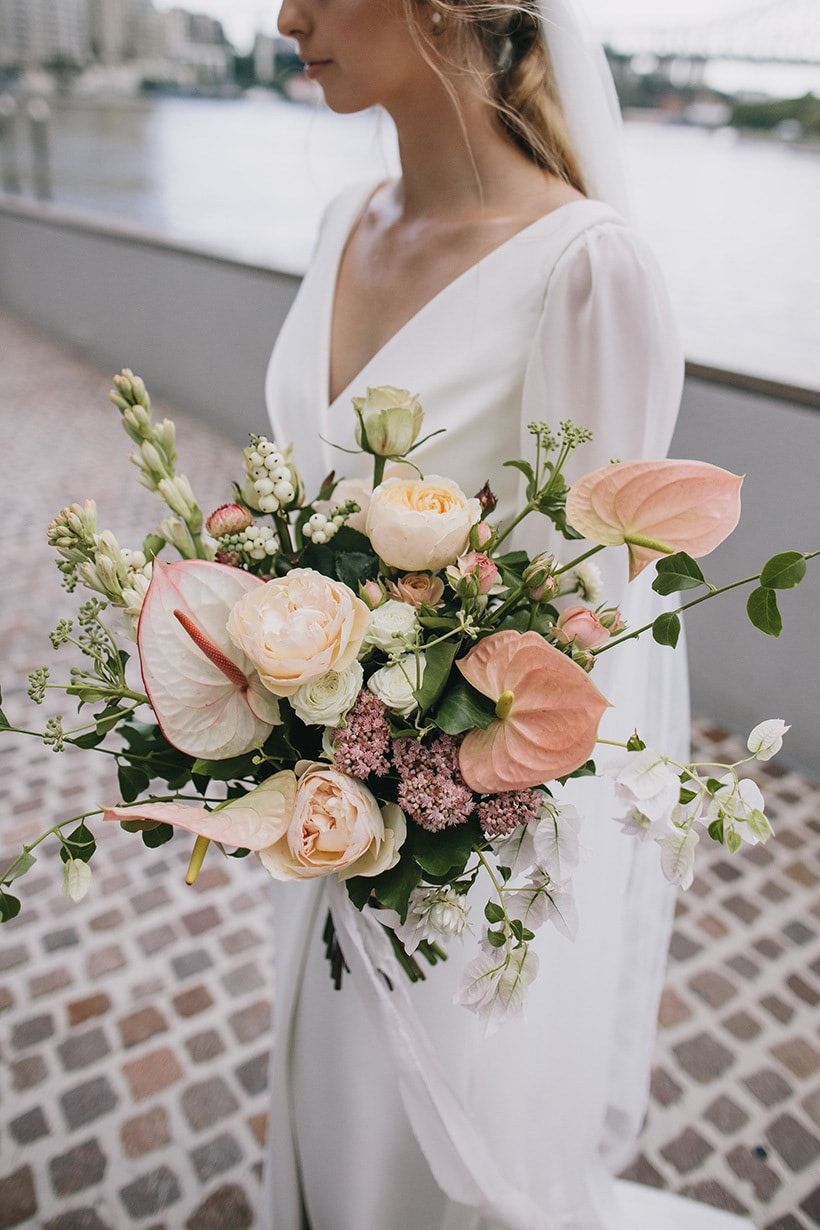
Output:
left=163, top=7, right=230, bottom=85
left=0, top=0, right=91, bottom=69
left=253, top=32, right=276, bottom=85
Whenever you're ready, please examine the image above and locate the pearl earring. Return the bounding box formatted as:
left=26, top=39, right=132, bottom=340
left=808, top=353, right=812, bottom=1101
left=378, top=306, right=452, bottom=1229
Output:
left=431, top=11, right=443, bottom=26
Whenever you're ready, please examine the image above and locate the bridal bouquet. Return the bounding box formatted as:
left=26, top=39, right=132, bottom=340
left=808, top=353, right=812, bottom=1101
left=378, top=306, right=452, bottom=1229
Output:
left=2, top=374, right=815, bottom=1029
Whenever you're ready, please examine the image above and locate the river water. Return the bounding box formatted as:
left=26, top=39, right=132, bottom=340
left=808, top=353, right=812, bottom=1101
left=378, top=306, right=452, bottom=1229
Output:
left=15, top=93, right=820, bottom=390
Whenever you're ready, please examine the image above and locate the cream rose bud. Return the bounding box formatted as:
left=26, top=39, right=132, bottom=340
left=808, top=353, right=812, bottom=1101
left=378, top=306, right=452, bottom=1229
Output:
left=290, top=661, right=364, bottom=727
left=366, top=475, right=481, bottom=572
left=226, top=567, right=370, bottom=698
left=353, top=385, right=424, bottom=457
left=364, top=598, right=418, bottom=653
left=258, top=764, right=406, bottom=881
left=367, top=653, right=426, bottom=717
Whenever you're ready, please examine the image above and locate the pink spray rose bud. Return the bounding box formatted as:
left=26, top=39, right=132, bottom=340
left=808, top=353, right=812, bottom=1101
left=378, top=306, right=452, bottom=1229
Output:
left=359, top=578, right=386, bottom=610
left=469, top=519, right=494, bottom=551
left=598, top=607, right=625, bottom=634
left=447, top=552, right=499, bottom=596
left=523, top=552, right=558, bottom=602
left=386, top=573, right=445, bottom=609
left=207, top=502, right=252, bottom=537
left=556, top=605, right=611, bottom=651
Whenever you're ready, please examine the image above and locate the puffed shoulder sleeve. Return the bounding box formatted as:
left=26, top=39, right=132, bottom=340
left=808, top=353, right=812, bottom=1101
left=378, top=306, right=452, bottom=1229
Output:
left=515, top=218, right=686, bottom=609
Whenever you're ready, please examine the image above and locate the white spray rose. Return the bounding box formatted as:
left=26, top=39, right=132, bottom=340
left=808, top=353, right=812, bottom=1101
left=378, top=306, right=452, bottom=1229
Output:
left=367, top=653, right=426, bottom=717
left=364, top=599, right=418, bottom=653
left=291, top=661, right=363, bottom=727
left=384, top=886, right=469, bottom=955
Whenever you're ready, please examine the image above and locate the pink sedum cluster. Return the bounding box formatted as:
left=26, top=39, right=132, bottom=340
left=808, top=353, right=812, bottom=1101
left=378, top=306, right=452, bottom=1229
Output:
left=392, top=734, right=475, bottom=833
left=477, top=789, right=542, bottom=837
left=332, top=690, right=392, bottom=780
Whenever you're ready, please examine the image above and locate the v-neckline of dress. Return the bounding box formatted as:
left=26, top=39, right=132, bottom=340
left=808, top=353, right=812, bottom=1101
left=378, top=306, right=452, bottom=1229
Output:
left=321, top=178, right=601, bottom=416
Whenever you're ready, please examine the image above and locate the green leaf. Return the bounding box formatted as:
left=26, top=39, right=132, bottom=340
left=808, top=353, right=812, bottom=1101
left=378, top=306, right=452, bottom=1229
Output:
left=509, top=919, right=525, bottom=943
left=60, top=822, right=96, bottom=864
left=5, top=852, right=36, bottom=883
left=142, top=823, right=174, bottom=848
left=368, top=854, right=423, bottom=922
left=503, top=459, right=536, bottom=497
left=486, top=928, right=506, bottom=948
left=414, top=639, right=459, bottom=713
left=409, top=816, right=482, bottom=879
left=335, top=550, right=380, bottom=591
left=652, top=612, right=681, bottom=648
left=726, top=828, right=742, bottom=854
left=679, top=787, right=698, bottom=804
left=484, top=901, right=505, bottom=924
left=652, top=552, right=705, bottom=595
left=708, top=816, right=724, bottom=844
left=95, top=705, right=130, bottom=736
left=117, top=762, right=150, bottom=804
left=433, top=679, right=496, bottom=735
left=557, top=758, right=596, bottom=784
left=346, top=877, right=375, bottom=911
left=0, top=890, right=21, bottom=922
left=226, top=845, right=252, bottom=859
left=142, top=533, right=166, bottom=562
left=72, top=729, right=106, bottom=749
left=706, top=778, right=723, bottom=794
left=746, top=586, right=782, bottom=637
left=191, top=753, right=256, bottom=781
left=759, top=551, right=806, bottom=590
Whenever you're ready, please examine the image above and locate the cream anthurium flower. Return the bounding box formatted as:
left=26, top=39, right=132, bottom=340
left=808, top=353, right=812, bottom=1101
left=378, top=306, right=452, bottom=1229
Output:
left=747, top=718, right=790, bottom=761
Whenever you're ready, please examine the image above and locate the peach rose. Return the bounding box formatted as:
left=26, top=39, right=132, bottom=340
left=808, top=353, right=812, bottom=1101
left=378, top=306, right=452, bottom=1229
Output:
left=258, top=764, right=406, bottom=881
left=366, top=475, right=481, bottom=572
left=314, top=464, right=416, bottom=535
left=386, top=572, right=445, bottom=609
left=225, top=567, right=370, bottom=697
left=555, top=605, right=611, bottom=651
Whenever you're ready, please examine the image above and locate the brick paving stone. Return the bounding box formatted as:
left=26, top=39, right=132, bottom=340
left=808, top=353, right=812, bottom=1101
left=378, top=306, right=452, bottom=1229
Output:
left=118, top=1006, right=168, bottom=1048
left=138, top=924, right=177, bottom=956
left=57, top=1025, right=111, bottom=1071
left=705, top=1095, right=750, bottom=1133
left=754, top=938, right=785, bottom=961
left=229, top=998, right=270, bottom=1044
left=763, top=1217, right=804, bottom=1230
left=785, top=974, right=820, bottom=1008
left=725, top=954, right=759, bottom=980
left=182, top=905, right=221, bottom=936
left=248, top=1112, right=267, bottom=1146
left=761, top=994, right=795, bottom=1025
left=618, top=1153, right=666, bottom=1188
left=770, top=1038, right=820, bottom=1080
left=743, top=1068, right=793, bottom=1108
left=0, top=985, right=14, bottom=1012
left=10, top=1053, right=48, bottom=1091
left=67, top=993, right=111, bottom=1026
left=60, top=1075, right=119, bottom=1129
left=689, top=970, right=738, bottom=1008
left=723, top=894, right=761, bottom=925
left=121, top=1106, right=171, bottom=1159
left=119, top=1166, right=182, bottom=1219
left=30, top=966, right=72, bottom=997
left=181, top=1076, right=240, bottom=1131
left=782, top=922, right=815, bottom=947
left=171, top=949, right=213, bottom=980
left=766, top=1114, right=820, bottom=1172
left=673, top=1032, right=735, bottom=1084
left=49, top=1138, right=107, bottom=1197
left=799, top=1186, right=820, bottom=1223
left=9, top=1105, right=49, bottom=1144
left=173, top=985, right=214, bottom=1019
left=43, top=925, right=80, bottom=951
left=185, top=1029, right=225, bottom=1064
left=87, top=944, right=126, bottom=978
left=0, top=1165, right=37, bottom=1230
left=222, top=927, right=261, bottom=956
left=0, top=943, right=28, bottom=971
left=131, top=885, right=172, bottom=915
left=189, top=1131, right=243, bottom=1182
left=43, top=1210, right=113, bottom=1230
left=185, top=1184, right=254, bottom=1230
left=723, top=1009, right=763, bottom=1041
left=711, top=860, right=743, bottom=883
left=661, top=1127, right=713, bottom=1174
left=222, top=960, right=263, bottom=997
left=122, top=1046, right=183, bottom=1100
left=801, top=1088, right=820, bottom=1130
left=726, top=1145, right=782, bottom=1203
left=760, top=880, right=790, bottom=903
left=658, top=987, right=691, bottom=1028
left=236, top=1051, right=269, bottom=1097
left=88, top=907, right=125, bottom=931
left=11, top=1011, right=54, bottom=1048
left=649, top=1066, right=683, bottom=1107
left=679, top=1179, right=750, bottom=1215
left=668, top=930, right=703, bottom=962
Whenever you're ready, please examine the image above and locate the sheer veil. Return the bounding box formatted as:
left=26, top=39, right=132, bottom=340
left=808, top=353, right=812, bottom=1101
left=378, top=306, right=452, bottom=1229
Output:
left=537, top=0, right=634, bottom=222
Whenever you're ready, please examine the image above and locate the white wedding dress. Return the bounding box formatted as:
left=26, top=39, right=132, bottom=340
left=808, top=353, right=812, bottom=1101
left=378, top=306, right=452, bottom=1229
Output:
left=261, top=176, right=752, bottom=1230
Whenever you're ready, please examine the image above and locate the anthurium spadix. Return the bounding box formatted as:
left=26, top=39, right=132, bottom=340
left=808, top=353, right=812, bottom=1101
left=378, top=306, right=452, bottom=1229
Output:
left=137, top=559, right=281, bottom=759
left=566, top=460, right=744, bottom=581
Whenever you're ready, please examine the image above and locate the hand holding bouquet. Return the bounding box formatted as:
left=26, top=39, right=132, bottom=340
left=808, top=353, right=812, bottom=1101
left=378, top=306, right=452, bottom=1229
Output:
left=2, top=375, right=815, bottom=1031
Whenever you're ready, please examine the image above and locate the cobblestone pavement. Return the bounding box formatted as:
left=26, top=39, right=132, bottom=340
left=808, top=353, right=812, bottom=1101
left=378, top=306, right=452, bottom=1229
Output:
left=1, top=312, right=818, bottom=1230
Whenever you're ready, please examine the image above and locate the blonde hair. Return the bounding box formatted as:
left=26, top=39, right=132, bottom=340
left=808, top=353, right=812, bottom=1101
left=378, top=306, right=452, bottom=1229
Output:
left=401, top=0, right=587, bottom=196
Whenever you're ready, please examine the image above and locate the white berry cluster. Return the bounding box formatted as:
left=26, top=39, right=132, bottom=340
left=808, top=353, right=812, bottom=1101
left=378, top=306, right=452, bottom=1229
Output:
left=303, top=499, right=360, bottom=546
left=221, top=524, right=278, bottom=561
left=242, top=437, right=300, bottom=515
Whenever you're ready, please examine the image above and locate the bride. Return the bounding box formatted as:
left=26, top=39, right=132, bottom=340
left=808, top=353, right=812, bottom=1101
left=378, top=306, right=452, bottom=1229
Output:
left=261, top=2, right=748, bottom=1228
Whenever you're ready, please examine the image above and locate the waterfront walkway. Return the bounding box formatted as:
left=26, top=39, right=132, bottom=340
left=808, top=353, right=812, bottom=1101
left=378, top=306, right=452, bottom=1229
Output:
left=0, top=311, right=817, bottom=1229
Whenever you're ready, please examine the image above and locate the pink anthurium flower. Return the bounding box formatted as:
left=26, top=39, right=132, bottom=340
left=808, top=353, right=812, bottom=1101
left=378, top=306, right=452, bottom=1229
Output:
left=456, top=630, right=610, bottom=793
left=102, top=770, right=297, bottom=850
left=137, top=559, right=281, bottom=760
left=566, top=459, right=744, bottom=580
